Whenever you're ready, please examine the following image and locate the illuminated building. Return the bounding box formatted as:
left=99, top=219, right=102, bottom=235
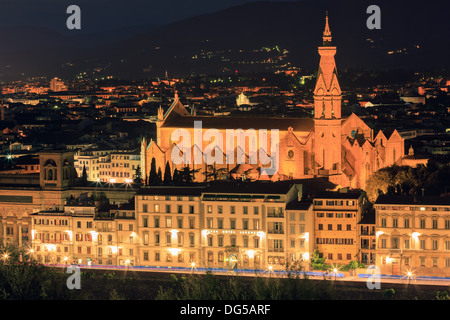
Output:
left=49, top=77, right=67, bottom=92
left=75, top=149, right=140, bottom=183
left=313, top=190, right=365, bottom=264
left=141, top=14, right=405, bottom=189
left=375, top=195, right=450, bottom=277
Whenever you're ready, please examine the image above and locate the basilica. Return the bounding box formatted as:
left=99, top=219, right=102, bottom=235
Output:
left=141, top=15, right=405, bottom=189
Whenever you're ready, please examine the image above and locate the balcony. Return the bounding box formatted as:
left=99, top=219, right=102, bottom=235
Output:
left=388, top=248, right=403, bottom=255
left=360, top=244, right=376, bottom=250
left=268, top=248, right=284, bottom=253
left=360, top=231, right=375, bottom=236
left=268, top=229, right=284, bottom=234
left=267, top=213, right=284, bottom=218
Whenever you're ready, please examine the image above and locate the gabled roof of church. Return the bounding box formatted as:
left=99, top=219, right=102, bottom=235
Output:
left=163, top=96, right=190, bottom=122
left=146, top=139, right=164, bottom=153
left=162, top=115, right=314, bottom=132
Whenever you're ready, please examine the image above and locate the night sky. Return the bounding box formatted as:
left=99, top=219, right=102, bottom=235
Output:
left=0, top=0, right=300, bottom=32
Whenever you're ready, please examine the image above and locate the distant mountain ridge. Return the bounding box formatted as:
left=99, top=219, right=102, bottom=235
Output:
left=0, top=0, right=449, bottom=81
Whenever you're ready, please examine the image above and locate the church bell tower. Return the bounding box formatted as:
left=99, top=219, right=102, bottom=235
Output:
left=313, top=13, right=342, bottom=174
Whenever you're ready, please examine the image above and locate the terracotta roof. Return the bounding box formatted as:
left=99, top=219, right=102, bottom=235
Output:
left=162, top=115, right=314, bottom=132
left=375, top=195, right=450, bottom=205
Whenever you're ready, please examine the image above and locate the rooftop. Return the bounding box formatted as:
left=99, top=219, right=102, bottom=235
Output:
left=375, top=194, right=450, bottom=206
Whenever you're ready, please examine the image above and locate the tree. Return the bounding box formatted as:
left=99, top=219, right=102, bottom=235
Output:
left=173, top=169, right=181, bottom=184
left=203, top=164, right=229, bottom=182
left=81, top=165, right=88, bottom=186
left=310, top=249, right=328, bottom=271
left=163, top=161, right=172, bottom=184
left=180, top=166, right=199, bottom=184
left=149, top=158, right=158, bottom=185
left=157, top=167, right=162, bottom=184
left=134, top=165, right=142, bottom=185
left=0, top=245, right=74, bottom=299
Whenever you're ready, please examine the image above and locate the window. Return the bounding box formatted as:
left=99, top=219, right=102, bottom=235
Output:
left=189, top=234, right=195, bottom=246
left=446, top=220, right=450, bottom=230
left=118, top=224, right=123, bottom=231
left=253, top=207, right=259, bottom=215
left=218, top=206, right=223, bottom=214
left=318, top=224, right=323, bottom=230
left=243, top=220, right=249, bottom=230
left=328, top=224, right=332, bottom=231
left=166, top=217, right=172, bottom=228
left=347, top=224, right=352, bottom=231
left=381, top=218, right=386, bottom=228
left=154, top=204, right=159, bottom=213
left=166, top=205, right=171, bottom=213
left=230, top=206, right=235, bottom=214
left=420, top=219, right=426, bottom=229
left=166, top=233, right=171, bottom=245
left=290, top=239, right=296, bottom=248
left=381, top=239, right=386, bottom=248
left=189, top=206, right=194, bottom=214
left=404, top=239, right=410, bottom=249
left=290, top=225, right=296, bottom=234
left=143, top=217, right=148, bottom=228
left=445, top=241, right=450, bottom=251
left=154, top=217, right=160, bottom=228
left=299, top=225, right=305, bottom=234
left=207, top=218, right=213, bottom=228
left=433, top=258, right=438, bottom=267
left=289, top=213, right=296, bottom=221
left=218, top=236, right=223, bottom=247
left=392, top=218, right=398, bottom=228
left=253, top=219, right=260, bottom=230
left=404, top=257, right=409, bottom=266
left=142, top=204, right=148, bottom=213
left=243, top=206, right=248, bottom=215
left=254, top=237, right=260, bottom=248
left=230, top=219, right=236, bottom=229
left=299, top=212, right=305, bottom=221
left=177, top=218, right=183, bottom=229
left=433, top=240, right=438, bottom=250
left=420, top=239, right=426, bottom=250
left=207, top=205, right=212, bottom=213
left=432, top=220, right=438, bottom=229
left=178, top=205, right=183, bottom=214
left=143, top=251, right=149, bottom=261
left=208, top=236, right=213, bottom=247
left=218, top=219, right=223, bottom=229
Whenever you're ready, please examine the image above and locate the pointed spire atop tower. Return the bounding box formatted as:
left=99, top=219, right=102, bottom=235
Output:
left=157, top=105, right=164, bottom=121
left=323, top=11, right=332, bottom=46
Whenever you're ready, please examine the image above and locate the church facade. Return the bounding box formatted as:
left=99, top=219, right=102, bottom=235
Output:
left=141, top=15, right=405, bottom=189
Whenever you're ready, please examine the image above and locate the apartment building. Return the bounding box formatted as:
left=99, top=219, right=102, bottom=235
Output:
left=75, top=149, right=140, bottom=183
left=358, top=210, right=376, bottom=265
left=285, top=201, right=314, bottom=269
left=135, top=186, right=204, bottom=268
left=313, top=190, right=365, bottom=265
left=375, top=195, right=450, bottom=277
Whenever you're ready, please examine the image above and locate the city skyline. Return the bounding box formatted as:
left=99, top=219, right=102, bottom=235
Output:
left=0, top=0, right=449, bottom=303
